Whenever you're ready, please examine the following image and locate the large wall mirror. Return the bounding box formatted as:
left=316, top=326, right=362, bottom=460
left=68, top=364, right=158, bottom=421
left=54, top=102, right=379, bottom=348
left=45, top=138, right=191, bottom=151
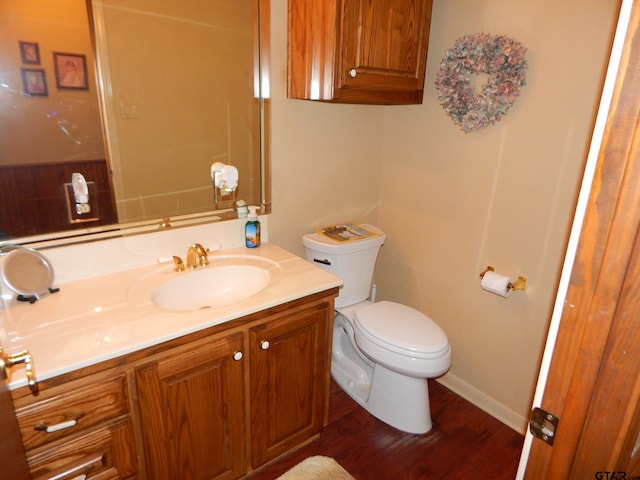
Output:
left=0, top=0, right=270, bottom=246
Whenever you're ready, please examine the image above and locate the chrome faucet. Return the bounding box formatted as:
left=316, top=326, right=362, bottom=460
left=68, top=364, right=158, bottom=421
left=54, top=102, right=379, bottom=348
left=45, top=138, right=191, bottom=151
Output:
left=186, top=243, right=209, bottom=269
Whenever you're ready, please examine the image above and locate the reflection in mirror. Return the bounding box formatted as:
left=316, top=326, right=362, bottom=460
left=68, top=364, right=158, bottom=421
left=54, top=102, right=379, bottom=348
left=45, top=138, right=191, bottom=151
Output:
left=0, top=0, right=270, bottom=245
left=0, top=1, right=113, bottom=239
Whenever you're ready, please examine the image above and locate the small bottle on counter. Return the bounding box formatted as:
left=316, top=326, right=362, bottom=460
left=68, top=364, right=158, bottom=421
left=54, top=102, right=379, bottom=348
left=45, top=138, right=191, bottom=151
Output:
left=236, top=200, right=248, bottom=219
left=245, top=206, right=261, bottom=248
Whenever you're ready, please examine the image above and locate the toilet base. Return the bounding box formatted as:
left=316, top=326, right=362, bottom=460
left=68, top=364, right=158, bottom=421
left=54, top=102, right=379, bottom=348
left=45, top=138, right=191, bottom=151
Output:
left=367, top=364, right=432, bottom=434
left=331, top=315, right=433, bottom=434
left=332, top=363, right=433, bottom=434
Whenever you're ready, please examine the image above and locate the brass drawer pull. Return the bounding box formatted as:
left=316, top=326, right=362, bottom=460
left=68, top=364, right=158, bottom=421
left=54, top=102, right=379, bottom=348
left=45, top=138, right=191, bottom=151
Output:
left=35, top=412, right=86, bottom=433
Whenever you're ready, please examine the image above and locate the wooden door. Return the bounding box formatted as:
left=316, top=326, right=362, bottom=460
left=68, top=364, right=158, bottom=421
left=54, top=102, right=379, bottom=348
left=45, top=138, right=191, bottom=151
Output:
left=134, top=332, right=246, bottom=480
left=0, top=358, right=30, bottom=479
left=522, top=1, right=640, bottom=477
left=249, top=301, right=330, bottom=468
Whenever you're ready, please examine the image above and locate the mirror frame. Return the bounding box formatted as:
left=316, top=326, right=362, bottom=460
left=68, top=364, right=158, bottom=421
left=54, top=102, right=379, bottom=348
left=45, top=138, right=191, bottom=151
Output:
left=2, top=0, right=271, bottom=249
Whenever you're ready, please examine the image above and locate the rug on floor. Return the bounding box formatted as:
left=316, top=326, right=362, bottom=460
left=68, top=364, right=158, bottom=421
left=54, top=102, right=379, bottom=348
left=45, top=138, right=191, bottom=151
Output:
left=276, top=455, right=355, bottom=480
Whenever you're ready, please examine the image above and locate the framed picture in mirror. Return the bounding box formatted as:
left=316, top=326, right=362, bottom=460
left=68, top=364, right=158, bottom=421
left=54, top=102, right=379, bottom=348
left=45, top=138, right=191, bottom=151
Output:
left=21, top=68, right=48, bottom=96
left=53, top=52, right=88, bottom=89
left=19, top=41, right=40, bottom=64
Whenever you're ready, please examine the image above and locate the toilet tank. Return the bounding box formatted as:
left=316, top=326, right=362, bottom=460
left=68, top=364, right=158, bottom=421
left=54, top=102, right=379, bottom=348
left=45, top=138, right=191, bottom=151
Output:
left=302, top=224, right=386, bottom=308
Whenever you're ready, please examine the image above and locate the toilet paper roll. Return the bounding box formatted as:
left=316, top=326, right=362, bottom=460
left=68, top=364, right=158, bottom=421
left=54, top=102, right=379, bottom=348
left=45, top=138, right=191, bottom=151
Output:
left=480, top=271, right=513, bottom=297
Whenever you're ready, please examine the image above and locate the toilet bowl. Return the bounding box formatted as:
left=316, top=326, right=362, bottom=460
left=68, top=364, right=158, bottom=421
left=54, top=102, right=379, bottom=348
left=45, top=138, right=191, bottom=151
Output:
left=303, top=224, right=452, bottom=434
left=353, top=301, right=451, bottom=378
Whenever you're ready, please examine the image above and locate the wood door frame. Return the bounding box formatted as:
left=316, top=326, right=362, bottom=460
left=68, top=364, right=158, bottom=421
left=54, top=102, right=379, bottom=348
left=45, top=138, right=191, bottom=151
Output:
left=520, top=0, right=640, bottom=476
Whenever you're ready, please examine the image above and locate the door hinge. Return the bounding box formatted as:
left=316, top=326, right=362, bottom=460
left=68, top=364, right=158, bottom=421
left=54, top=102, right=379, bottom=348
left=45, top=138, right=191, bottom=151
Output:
left=529, top=407, right=559, bottom=446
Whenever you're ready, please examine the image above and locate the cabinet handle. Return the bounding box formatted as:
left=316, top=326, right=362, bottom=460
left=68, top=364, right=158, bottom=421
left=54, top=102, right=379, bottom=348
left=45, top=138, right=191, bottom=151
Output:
left=232, top=351, right=243, bottom=361
left=35, top=412, right=86, bottom=433
left=0, top=347, right=39, bottom=395
left=44, top=452, right=104, bottom=480
left=260, top=340, right=270, bottom=350
left=349, top=68, right=357, bottom=78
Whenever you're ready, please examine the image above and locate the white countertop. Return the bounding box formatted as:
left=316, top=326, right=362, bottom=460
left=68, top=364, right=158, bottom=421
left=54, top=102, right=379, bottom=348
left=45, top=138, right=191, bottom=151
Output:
left=0, top=243, right=342, bottom=390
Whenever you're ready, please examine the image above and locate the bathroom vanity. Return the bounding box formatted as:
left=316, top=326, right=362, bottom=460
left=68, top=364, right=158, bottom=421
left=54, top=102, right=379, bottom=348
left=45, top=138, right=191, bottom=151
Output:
left=4, top=244, right=341, bottom=480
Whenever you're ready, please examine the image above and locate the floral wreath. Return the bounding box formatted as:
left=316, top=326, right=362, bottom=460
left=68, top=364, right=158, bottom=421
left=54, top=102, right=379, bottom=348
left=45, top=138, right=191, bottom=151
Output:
left=435, top=33, right=528, bottom=133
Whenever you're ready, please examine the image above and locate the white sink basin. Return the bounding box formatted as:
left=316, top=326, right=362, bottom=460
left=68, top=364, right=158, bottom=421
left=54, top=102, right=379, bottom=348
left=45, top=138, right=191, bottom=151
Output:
left=128, top=255, right=283, bottom=312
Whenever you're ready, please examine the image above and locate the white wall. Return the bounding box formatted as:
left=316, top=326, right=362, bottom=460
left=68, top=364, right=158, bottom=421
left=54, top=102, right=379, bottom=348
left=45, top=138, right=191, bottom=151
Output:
left=269, top=0, right=620, bottom=431
left=267, top=4, right=386, bottom=254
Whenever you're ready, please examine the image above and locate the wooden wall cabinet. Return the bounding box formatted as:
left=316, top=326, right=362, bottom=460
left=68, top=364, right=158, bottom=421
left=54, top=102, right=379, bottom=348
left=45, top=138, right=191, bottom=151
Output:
left=12, top=290, right=337, bottom=480
left=288, top=0, right=433, bottom=105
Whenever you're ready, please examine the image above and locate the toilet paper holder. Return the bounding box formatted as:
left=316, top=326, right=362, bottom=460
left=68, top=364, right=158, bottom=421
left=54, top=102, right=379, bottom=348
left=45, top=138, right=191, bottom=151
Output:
left=479, top=266, right=527, bottom=292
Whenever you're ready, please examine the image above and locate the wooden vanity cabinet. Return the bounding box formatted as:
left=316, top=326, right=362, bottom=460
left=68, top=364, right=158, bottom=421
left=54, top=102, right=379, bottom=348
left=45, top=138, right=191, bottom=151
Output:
left=134, top=295, right=335, bottom=477
left=288, top=0, right=433, bottom=104
left=10, top=289, right=337, bottom=480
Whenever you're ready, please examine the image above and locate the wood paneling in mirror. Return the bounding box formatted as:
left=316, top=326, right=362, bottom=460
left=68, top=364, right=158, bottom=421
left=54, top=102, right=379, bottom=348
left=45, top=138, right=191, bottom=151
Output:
left=0, top=160, right=117, bottom=238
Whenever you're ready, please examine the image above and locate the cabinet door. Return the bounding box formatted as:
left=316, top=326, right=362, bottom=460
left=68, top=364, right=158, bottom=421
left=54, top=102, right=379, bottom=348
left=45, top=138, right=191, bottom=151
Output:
left=249, top=301, right=330, bottom=467
left=135, top=332, right=246, bottom=480
left=336, top=0, right=432, bottom=104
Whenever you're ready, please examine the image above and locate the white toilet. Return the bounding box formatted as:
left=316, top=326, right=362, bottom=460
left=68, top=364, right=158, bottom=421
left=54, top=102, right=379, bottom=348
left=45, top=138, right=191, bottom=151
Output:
left=303, top=224, right=451, bottom=434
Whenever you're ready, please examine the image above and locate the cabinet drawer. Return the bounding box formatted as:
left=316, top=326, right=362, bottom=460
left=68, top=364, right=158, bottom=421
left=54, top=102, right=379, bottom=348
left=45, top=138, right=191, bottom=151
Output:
left=16, top=375, right=129, bottom=451
left=27, top=418, right=137, bottom=480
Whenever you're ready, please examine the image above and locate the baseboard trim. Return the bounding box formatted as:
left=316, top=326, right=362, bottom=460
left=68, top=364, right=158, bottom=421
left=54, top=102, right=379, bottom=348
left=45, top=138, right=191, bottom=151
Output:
left=436, top=374, right=528, bottom=434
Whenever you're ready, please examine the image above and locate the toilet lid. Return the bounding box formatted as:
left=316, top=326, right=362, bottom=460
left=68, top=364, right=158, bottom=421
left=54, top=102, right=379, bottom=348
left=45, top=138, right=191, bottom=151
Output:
left=354, top=301, right=449, bottom=358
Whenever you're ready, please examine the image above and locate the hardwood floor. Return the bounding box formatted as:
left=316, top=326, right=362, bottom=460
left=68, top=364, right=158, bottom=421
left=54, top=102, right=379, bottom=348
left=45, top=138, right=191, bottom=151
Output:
left=248, top=379, right=524, bottom=479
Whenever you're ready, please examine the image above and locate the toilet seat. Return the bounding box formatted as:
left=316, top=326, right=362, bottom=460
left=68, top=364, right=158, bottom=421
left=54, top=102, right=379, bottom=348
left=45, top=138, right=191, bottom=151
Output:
left=354, top=301, right=449, bottom=359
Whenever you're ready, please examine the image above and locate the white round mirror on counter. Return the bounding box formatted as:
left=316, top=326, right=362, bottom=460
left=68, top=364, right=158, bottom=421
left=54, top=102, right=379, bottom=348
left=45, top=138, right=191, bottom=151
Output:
left=0, top=247, right=57, bottom=302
